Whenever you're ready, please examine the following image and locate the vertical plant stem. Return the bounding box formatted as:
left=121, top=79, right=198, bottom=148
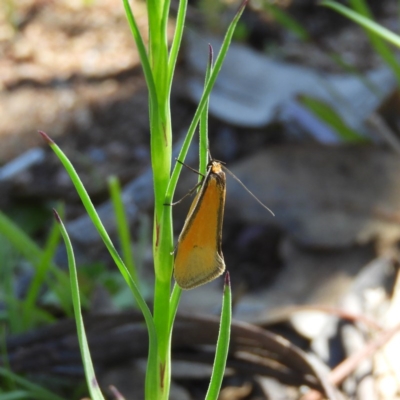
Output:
left=123, top=2, right=248, bottom=399
left=147, top=0, right=174, bottom=397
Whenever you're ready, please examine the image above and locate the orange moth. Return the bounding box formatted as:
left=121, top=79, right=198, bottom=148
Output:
left=174, top=160, right=226, bottom=290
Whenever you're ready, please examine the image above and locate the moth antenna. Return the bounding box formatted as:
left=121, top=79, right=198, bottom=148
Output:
left=176, top=158, right=206, bottom=177
left=223, top=166, right=275, bottom=216
left=207, top=149, right=213, bottom=163
left=169, top=181, right=202, bottom=206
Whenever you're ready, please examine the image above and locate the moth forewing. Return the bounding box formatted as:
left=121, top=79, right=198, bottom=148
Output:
left=174, top=161, right=226, bottom=290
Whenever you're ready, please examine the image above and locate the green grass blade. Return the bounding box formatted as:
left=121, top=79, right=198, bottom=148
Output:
left=205, top=273, right=232, bottom=400
left=22, top=204, right=63, bottom=329
left=0, top=390, right=30, bottom=400
left=0, top=367, right=65, bottom=400
left=167, top=0, right=188, bottom=91
left=0, top=211, right=46, bottom=269
left=1, top=323, right=15, bottom=392
left=53, top=211, right=105, bottom=400
left=0, top=211, right=72, bottom=316
left=347, top=0, right=400, bottom=85
left=165, top=0, right=249, bottom=204
left=0, top=240, right=21, bottom=334
left=299, top=95, right=367, bottom=142
left=328, top=52, right=382, bottom=95
left=168, top=284, right=182, bottom=331
left=263, top=3, right=309, bottom=41
left=321, top=1, right=400, bottom=48
left=199, top=46, right=213, bottom=178
left=162, top=0, right=172, bottom=53
left=122, top=0, right=159, bottom=118
left=39, top=131, right=158, bottom=400
left=108, top=176, right=139, bottom=287
left=122, top=0, right=167, bottom=225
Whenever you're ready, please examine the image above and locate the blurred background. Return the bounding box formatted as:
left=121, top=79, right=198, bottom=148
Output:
left=2, top=0, right=400, bottom=399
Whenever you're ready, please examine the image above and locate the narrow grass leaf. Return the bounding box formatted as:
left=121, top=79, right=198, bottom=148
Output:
left=54, top=211, right=105, bottom=400
left=122, top=0, right=159, bottom=118
left=0, top=211, right=72, bottom=315
left=1, top=325, right=15, bottom=391
left=205, top=272, right=232, bottom=400
left=168, top=284, right=182, bottom=331
left=39, top=131, right=158, bottom=400
left=108, top=176, right=139, bottom=287
left=22, top=204, right=63, bottom=329
left=348, top=0, right=400, bottom=85
left=0, top=241, right=21, bottom=334
left=165, top=0, right=249, bottom=204
left=328, top=52, right=381, bottom=96
left=199, top=45, right=213, bottom=179
left=0, top=390, right=31, bottom=400
left=167, top=0, right=188, bottom=90
left=263, top=3, right=309, bottom=41
left=299, top=95, right=367, bottom=142
left=0, top=367, right=65, bottom=400
left=321, top=1, right=400, bottom=49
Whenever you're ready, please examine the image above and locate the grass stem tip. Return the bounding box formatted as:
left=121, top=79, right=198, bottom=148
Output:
left=38, top=130, right=55, bottom=145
